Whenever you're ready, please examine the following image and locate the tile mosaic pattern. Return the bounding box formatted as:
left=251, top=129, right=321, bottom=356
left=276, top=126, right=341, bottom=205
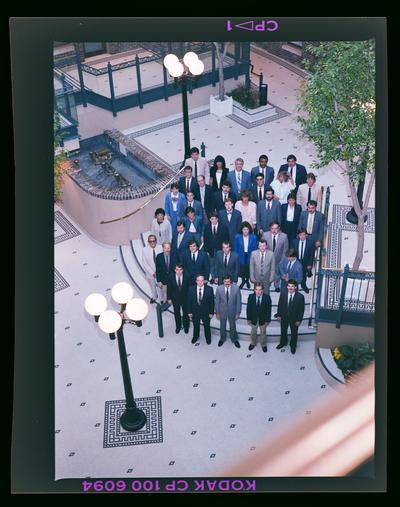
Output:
left=54, top=267, right=70, bottom=293
left=54, top=210, right=81, bottom=244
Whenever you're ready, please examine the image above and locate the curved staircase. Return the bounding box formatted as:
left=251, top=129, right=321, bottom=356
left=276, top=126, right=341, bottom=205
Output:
left=120, top=232, right=317, bottom=342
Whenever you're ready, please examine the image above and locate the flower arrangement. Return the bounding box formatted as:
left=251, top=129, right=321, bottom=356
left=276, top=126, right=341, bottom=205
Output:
left=332, top=343, right=374, bottom=379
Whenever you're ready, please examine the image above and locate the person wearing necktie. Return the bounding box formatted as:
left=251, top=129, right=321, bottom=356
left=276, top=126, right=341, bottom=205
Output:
left=214, top=241, right=240, bottom=285
left=246, top=282, right=272, bottom=352
left=227, top=158, right=251, bottom=199
left=291, top=228, right=316, bottom=293
left=215, top=275, right=242, bottom=348
left=249, top=239, right=275, bottom=294
left=251, top=155, right=275, bottom=186
left=296, top=173, right=323, bottom=211
left=167, top=263, right=190, bottom=334
left=188, top=275, right=214, bottom=344
left=278, top=248, right=303, bottom=294
left=276, top=279, right=305, bottom=354
left=155, top=241, right=177, bottom=305
left=184, top=147, right=210, bottom=184
left=203, top=213, right=230, bottom=285
left=182, top=239, right=210, bottom=285
left=142, top=234, right=163, bottom=304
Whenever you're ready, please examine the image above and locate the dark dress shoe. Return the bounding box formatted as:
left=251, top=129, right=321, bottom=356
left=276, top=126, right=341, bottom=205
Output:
left=218, top=340, right=224, bottom=347
left=275, top=288, right=280, bottom=293
left=276, top=343, right=286, bottom=349
left=291, top=347, right=296, bottom=354
left=248, top=344, right=255, bottom=351
left=262, top=346, right=268, bottom=352
left=209, top=278, right=214, bottom=285
left=150, top=298, right=156, bottom=304
left=184, top=328, right=189, bottom=334
left=303, top=286, right=310, bottom=293
left=206, top=338, right=211, bottom=345
left=246, top=280, right=251, bottom=289
left=175, top=327, right=181, bottom=334
left=191, top=336, right=199, bottom=344
left=239, top=281, right=245, bottom=289
left=233, top=341, right=241, bottom=348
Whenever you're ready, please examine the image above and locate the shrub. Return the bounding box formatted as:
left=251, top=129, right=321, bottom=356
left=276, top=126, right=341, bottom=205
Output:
left=332, top=343, right=374, bottom=374
left=227, top=84, right=259, bottom=110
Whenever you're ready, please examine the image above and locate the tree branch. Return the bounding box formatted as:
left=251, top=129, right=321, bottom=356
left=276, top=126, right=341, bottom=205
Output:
left=361, top=171, right=375, bottom=216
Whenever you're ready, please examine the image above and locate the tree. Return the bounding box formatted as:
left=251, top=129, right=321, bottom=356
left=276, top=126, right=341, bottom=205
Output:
left=297, top=41, right=375, bottom=270
left=213, top=42, right=230, bottom=101
left=54, top=111, right=69, bottom=202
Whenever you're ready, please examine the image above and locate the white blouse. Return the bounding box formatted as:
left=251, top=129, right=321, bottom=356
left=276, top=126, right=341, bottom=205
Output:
left=271, top=179, right=296, bottom=204
left=235, top=200, right=257, bottom=226
left=286, top=204, right=296, bottom=222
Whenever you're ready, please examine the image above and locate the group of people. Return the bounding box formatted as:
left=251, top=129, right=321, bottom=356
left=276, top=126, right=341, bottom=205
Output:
left=142, top=148, right=325, bottom=354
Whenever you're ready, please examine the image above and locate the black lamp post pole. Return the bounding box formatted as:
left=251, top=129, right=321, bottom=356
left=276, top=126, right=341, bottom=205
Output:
left=180, top=77, right=191, bottom=160
left=115, top=326, right=147, bottom=432
left=346, top=178, right=368, bottom=225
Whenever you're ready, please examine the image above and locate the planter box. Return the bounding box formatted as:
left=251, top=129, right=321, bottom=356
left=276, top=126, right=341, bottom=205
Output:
left=209, top=94, right=233, bottom=117
left=232, top=100, right=277, bottom=122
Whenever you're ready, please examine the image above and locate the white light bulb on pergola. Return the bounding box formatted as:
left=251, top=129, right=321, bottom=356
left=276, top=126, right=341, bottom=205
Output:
left=183, top=51, right=199, bottom=67
left=163, top=53, right=179, bottom=69
left=98, top=310, right=122, bottom=334
left=84, top=293, right=108, bottom=316
left=111, top=282, right=134, bottom=305
left=126, top=298, right=149, bottom=321
left=168, top=61, right=185, bottom=78
left=188, top=60, right=205, bottom=76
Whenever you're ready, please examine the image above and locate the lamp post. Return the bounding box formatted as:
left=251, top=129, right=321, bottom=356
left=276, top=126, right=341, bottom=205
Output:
left=84, top=282, right=149, bottom=432
left=163, top=51, right=204, bottom=160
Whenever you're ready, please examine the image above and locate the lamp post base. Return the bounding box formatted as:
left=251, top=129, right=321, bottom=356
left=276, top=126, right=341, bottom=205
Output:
left=346, top=209, right=368, bottom=225
left=120, top=406, right=147, bottom=432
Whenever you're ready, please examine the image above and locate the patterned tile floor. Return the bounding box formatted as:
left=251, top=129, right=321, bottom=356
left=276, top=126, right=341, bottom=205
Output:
left=55, top=206, right=340, bottom=479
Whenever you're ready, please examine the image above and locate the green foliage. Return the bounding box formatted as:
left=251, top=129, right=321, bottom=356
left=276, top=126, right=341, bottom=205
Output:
left=54, top=111, right=69, bottom=202
left=333, top=342, right=374, bottom=373
left=297, top=41, right=375, bottom=184
left=227, top=84, right=259, bottom=110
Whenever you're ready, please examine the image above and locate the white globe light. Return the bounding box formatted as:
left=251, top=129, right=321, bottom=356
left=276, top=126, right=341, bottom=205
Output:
left=98, top=310, right=122, bottom=334
left=183, top=51, right=199, bottom=67
left=163, top=53, right=179, bottom=69
left=111, top=282, right=134, bottom=304
left=189, top=60, right=204, bottom=76
left=168, top=61, right=184, bottom=78
left=84, top=293, right=107, bottom=316
left=125, top=298, right=149, bottom=321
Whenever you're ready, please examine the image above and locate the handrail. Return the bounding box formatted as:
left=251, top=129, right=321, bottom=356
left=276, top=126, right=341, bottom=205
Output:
left=99, top=161, right=186, bottom=225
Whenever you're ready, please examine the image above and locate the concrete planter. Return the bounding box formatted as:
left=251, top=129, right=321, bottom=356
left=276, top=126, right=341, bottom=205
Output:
left=232, top=100, right=277, bottom=122
left=209, top=94, right=233, bottom=117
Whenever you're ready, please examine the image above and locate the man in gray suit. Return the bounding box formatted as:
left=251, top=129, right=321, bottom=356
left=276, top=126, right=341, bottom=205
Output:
left=214, top=241, right=240, bottom=284
left=215, top=275, right=242, bottom=348
left=298, top=200, right=324, bottom=248
left=249, top=239, right=276, bottom=294
left=256, top=187, right=282, bottom=236
left=262, top=222, right=289, bottom=292
left=251, top=154, right=275, bottom=186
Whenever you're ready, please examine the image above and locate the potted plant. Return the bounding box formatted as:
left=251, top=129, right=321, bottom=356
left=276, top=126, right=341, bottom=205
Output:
left=54, top=111, right=70, bottom=202
left=209, top=42, right=233, bottom=117
left=332, top=342, right=374, bottom=382
left=227, top=83, right=259, bottom=110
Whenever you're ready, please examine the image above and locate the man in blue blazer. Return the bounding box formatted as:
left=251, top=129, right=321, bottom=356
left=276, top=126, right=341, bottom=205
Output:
left=291, top=228, right=316, bottom=293
left=218, top=198, right=243, bottom=244
left=185, top=191, right=203, bottom=220
left=213, top=181, right=237, bottom=211
left=187, top=275, right=215, bottom=344
left=226, top=158, right=252, bottom=199
left=181, top=239, right=210, bottom=285
left=256, top=187, right=282, bottom=235
left=251, top=154, right=275, bottom=186
left=178, top=165, right=199, bottom=196
left=171, top=221, right=194, bottom=260
left=278, top=248, right=303, bottom=294
left=298, top=200, right=325, bottom=247
left=278, top=154, right=307, bottom=194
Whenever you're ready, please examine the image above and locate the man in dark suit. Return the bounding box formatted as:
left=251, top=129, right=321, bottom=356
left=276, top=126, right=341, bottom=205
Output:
left=181, top=239, right=210, bottom=285
left=291, top=228, right=316, bottom=293
left=278, top=154, right=307, bottom=195
left=203, top=213, right=230, bottom=283
left=195, top=175, right=214, bottom=223
left=246, top=282, right=272, bottom=352
left=214, top=241, right=240, bottom=284
left=171, top=221, right=194, bottom=260
left=167, top=263, right=190, bottom=334
left=218, top=198, right=243, bottom=244
left=213, top=181, right=236, bottom=211
left=256, top=187, right=282, bottom=235
left=251, top=154, right=274, bottom=186
left=298, top=200, right=324, bottom=248
left=188, top=275, right=215, bottom=344
left=276, top=279, right=305, bottom=354
left=179, top=165, right=199, bottom=196
left=251, top=173, right=268, bottom=205
left=155, top=241, right=178, bottom=304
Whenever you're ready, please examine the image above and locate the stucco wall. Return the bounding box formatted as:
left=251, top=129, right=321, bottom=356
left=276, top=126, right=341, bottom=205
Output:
left=316, top=322, right=374, bottom=348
